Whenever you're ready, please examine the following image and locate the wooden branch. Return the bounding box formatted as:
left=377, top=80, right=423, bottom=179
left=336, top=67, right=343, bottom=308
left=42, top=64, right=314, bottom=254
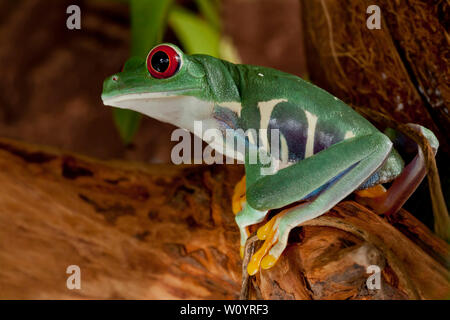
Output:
left=251, top=202, right=449, bottom=300
left=0, top=138, right=243, bottom=299
left=0, top=138, right=448, bottom=299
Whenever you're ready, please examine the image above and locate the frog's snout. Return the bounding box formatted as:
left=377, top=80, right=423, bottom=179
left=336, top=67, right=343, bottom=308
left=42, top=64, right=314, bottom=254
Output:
left=101, top=74, right=121, bottom=103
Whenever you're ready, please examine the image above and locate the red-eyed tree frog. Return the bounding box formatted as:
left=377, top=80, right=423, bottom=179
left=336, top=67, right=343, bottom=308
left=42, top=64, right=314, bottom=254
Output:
left=102, top=44, right=439, bottom=275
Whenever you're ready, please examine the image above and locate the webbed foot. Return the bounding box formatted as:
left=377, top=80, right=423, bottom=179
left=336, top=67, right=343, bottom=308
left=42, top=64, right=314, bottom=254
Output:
left=246, top=203, right=310, bottom=275
left=246, top=209, right=289, bottom=275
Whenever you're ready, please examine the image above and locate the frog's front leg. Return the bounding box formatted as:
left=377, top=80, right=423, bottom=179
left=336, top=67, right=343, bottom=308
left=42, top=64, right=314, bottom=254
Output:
left=233, top=176, right=268, bottom=257
left=244, top=132, right=393, bottom=275
left=235, top=201, right=268, bottom=258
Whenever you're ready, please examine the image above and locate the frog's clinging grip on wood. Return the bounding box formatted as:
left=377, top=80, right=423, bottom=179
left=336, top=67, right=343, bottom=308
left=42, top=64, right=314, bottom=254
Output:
left=102, top=44, right=441, bottom=275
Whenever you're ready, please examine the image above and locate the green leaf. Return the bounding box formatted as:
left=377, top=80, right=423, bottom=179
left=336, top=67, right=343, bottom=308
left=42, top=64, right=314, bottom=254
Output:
left=113, top=108, right=141, bottom=145
left=219, top=36, right=241, bottom=63
left=113, top=0, right=173, bottom=145
left=130, top=0, right=173, bottom=57
left=168, top=5, right=220, bottom=57
left=194, top=0, right=221, bottom=30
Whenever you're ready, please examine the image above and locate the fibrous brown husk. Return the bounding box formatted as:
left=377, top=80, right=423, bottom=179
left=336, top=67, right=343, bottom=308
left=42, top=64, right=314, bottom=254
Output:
left=301, top=0, right=449, bottom=154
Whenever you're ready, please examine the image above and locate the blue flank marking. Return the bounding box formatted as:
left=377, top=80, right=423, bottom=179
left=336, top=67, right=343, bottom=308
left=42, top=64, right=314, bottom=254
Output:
left=300, top=163, right=358, bottom=200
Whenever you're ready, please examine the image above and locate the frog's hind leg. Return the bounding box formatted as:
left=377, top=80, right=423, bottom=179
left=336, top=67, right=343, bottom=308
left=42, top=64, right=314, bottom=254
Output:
left=357, top=124, right=439, bottom=215
left=245, top=132, right=393, bottom=272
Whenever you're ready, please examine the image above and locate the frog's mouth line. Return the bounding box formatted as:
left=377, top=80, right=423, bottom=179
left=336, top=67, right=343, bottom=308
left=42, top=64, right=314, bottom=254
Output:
left=102, top=91, right=192, bottom=107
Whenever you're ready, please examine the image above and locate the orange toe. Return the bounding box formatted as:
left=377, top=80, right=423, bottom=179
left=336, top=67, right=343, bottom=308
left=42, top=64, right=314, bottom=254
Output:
left=247, top=210, right=288, bottom=275
left=232, top=176, right=246, bottom=215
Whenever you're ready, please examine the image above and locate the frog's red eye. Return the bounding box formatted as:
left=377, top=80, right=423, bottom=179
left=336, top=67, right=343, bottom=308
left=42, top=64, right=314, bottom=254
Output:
left=146, top=45, right=181, bottom=79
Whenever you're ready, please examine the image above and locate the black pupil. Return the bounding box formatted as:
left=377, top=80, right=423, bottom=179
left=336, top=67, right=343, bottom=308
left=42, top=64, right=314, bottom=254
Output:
left=151, top=51, right=170, bottom=73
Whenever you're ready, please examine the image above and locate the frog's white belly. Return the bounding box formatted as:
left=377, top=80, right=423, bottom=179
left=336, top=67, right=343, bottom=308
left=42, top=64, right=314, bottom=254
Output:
left=103, top=93, right=246, bottom=160
left=103, top=93, right=214, bottom=133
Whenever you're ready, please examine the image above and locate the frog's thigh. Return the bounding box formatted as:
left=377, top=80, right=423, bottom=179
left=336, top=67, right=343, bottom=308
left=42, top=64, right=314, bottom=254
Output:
left=247, top=132, right=393, bottom=211
left=268, top=133, right=393, bottom=259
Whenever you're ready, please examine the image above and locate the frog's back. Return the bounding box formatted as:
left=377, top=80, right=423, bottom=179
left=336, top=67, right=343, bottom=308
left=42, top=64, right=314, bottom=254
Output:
left=238, top=65, right=376, bottom=159
left=236, top=63, right=404, bottom=190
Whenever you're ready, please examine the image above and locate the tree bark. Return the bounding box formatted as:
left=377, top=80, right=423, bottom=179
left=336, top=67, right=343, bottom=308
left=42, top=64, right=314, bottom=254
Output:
left=0, top=138, right=448, bottom=299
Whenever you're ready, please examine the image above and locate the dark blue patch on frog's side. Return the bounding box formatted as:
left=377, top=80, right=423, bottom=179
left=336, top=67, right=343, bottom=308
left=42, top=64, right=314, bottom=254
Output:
left=268, top=101, right=308, bottom=161
left=313, top=121, right=344, bottom=154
